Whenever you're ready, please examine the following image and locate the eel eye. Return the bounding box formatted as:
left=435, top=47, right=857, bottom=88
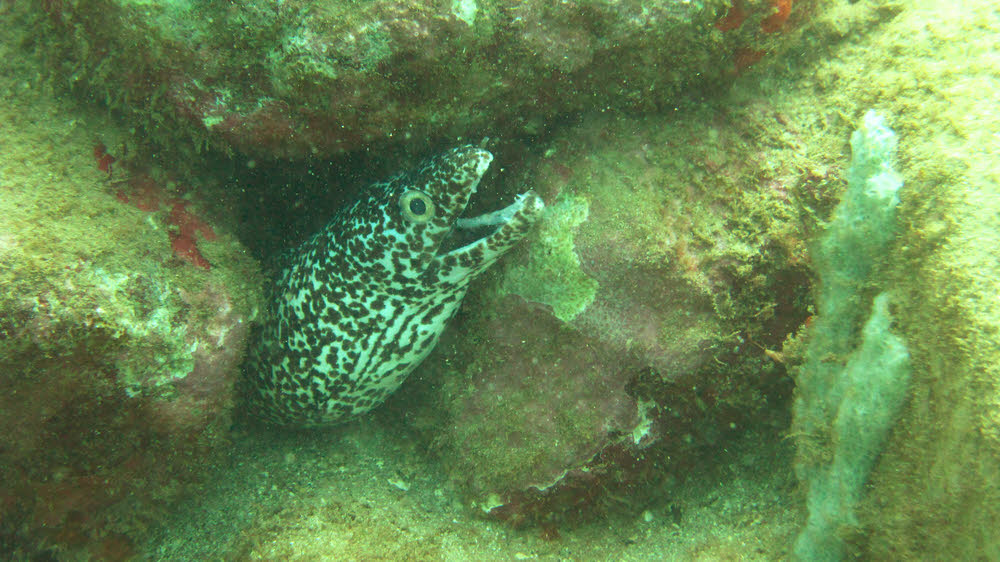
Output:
left=400, top=190, right=435, bottom=223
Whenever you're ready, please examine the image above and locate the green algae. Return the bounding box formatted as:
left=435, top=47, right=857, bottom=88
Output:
left=501, top=195, right=598, bottom=322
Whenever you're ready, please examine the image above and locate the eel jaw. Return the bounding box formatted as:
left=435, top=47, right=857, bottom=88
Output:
left=432, top=191, right=545, bottom=283
left=454, top=195, right=527, bottom=231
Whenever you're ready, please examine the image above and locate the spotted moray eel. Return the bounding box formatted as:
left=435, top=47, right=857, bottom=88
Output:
left=245, top=146, right=544, bottom=426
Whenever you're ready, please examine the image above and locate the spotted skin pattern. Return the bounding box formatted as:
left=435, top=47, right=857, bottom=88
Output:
left=246, top=146, right=544, bottom=426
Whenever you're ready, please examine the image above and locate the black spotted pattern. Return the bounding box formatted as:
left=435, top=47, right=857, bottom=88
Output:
left=246, top=146, right=545, bottom=426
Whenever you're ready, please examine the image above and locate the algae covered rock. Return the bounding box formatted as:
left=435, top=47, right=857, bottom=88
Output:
left=794, top=2, right=1000, bottom=559
left=410, top=108, right=812, bottom=526
left=0, top=27, right=263, bottom=556
left=30, top=0, right=820, bottom=161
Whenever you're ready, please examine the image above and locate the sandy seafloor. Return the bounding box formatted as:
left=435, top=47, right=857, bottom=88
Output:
left=142, top=422, right=796, bottom=560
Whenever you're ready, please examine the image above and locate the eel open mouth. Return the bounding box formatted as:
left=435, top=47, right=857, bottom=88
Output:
left=439, top=192, right=537, bottom=255
left=455, top=194, right=528, bottom=230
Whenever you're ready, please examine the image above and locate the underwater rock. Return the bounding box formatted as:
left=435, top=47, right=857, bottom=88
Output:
left=436, top=296, right=648, bottom=526
left=408, top=109, right=811, bottom=526
left=30, top=0, right=819, bottom=162
left=0, top=44, right=263, bottom=557
left=790, top=2, right=1000, bottom=559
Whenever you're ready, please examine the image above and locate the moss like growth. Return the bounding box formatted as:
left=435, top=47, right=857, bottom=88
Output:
left=500, top=195, right=598, bottom=322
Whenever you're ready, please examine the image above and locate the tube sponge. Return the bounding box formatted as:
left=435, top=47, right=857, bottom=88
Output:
left=813, top=110, right=904, bottom=358
left=791, top=111, right=911, bottom=561
left=793, top=294, right=911, bottom=561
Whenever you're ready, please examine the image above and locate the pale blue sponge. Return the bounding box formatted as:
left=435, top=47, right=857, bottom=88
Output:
left=812, top=109, right=904, bottom=359
left=792, top=111, right=911, bottom=561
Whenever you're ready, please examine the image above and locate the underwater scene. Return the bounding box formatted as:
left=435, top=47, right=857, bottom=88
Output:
left=1, top=0, right=998, bottom=560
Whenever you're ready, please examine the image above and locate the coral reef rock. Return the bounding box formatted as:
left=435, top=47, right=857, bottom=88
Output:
left=31, top=0, right=818, bottom=161
left=0, top=24, right=263, bottom=556
left=404, top=109, right=810, bottom=526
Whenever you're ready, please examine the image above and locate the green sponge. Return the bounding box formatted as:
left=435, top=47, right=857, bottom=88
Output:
left=791, top=111, right=911, bottom=561
left=813, top=109, right=905, bottom=358
left=794, top=294, right=911, bottom=561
